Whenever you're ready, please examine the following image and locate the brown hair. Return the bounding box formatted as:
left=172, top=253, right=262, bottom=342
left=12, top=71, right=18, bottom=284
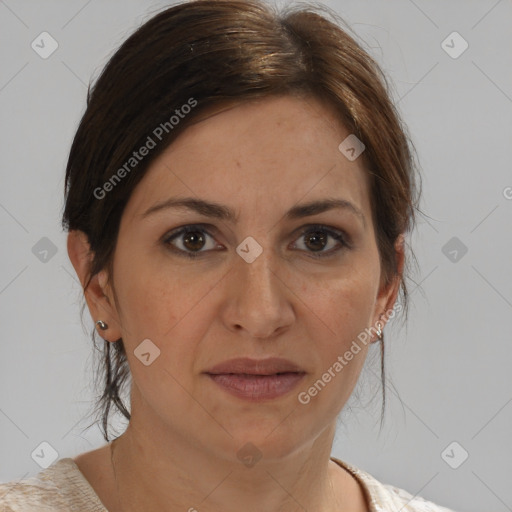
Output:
left=61, top=0, right=421, bottom=442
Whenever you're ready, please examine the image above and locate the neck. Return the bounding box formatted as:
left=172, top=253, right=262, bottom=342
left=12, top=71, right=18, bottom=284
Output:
left=108, top=399, right=346, bottom=512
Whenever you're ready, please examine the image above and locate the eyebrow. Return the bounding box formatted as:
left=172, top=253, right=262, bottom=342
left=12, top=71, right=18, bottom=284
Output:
left=140, top=196, right=366, bottom=227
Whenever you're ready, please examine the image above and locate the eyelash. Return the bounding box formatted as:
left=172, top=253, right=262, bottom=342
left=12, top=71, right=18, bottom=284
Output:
left=162, top=223, right=351, bottom=260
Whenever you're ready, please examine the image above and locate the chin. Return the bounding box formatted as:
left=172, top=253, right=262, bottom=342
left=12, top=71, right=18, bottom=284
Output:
left=220, top=417, right=315, bottom=463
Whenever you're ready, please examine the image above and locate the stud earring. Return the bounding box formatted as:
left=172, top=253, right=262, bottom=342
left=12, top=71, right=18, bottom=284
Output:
left=96, top=320, right=108, bottom=330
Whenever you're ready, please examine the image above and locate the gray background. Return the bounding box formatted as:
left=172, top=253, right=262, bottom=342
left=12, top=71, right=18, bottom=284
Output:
left=1, top=1, right=511, bottom=511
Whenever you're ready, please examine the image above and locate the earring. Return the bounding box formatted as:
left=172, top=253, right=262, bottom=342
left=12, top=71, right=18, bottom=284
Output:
left=374, top=321, right=383, bottom=343
left=96, top=320, right=108, bottom=330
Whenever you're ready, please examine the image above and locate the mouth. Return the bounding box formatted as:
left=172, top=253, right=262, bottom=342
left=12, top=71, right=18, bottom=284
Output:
left=204, top=358, right=306, bottom=401
left=205, top=357, right=305, bottom=375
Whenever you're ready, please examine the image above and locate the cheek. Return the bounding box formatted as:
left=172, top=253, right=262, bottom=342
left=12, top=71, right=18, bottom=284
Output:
left=114, top=270, right=203, bottom=409
left=299, top=260, right=378, bottom=334
left=295, top=292, right=372, bottom=415
left=315, top=284, right=373, bottom=371
left=296, top=262, right=378, bottom=388
left=113, top=245, right=210, bottom=337
left=112, top=254, right=221, bottom=383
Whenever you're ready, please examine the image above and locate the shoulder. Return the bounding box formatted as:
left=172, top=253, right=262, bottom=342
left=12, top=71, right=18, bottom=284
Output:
left=0, top=458, right=107, bottom=512
left=376, top=482, right=459, bottom=512
left=331, top=457, right=459, bottom=512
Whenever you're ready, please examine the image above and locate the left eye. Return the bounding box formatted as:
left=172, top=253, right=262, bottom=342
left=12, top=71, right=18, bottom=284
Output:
left=291, top=225, right=349, bottom=258
left=163, top=224, right=349, bottom=259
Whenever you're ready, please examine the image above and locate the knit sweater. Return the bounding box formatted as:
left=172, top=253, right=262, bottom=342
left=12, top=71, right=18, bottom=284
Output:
left=0, top=456, right=458, bottom=511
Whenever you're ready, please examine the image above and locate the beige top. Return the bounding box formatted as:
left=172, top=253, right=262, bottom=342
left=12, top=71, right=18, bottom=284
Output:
left=0, top=456, right=458, bottom=512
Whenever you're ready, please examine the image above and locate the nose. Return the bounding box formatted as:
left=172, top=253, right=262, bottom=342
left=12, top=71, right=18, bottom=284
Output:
left=220, top=245, right=295, bottom=339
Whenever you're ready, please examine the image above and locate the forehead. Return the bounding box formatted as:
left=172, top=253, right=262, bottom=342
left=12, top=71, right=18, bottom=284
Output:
left=122, top=95, right=372, bottom=225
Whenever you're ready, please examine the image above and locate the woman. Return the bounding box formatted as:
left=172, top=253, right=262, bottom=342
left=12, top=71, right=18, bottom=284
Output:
left=0, top=0, right=458, bottom=510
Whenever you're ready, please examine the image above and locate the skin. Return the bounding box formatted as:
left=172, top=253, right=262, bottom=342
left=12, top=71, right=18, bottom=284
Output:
left=68, top=94, right=404, bottom=512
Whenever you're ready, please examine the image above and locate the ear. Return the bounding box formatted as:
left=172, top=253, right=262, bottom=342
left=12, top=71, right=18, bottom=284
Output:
left=372, top=233, right=405, bottom=330
left=67, top=230, right=122, bottom=342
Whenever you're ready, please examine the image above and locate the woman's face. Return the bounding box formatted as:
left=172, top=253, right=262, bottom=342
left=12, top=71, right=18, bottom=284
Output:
left=85, top=94, right=402, bottom=461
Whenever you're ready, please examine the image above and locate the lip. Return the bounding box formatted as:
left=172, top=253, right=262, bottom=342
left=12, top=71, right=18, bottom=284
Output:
left=204, top=357, right=306, bottom=401
left=204, top=357, right=305, bottom=375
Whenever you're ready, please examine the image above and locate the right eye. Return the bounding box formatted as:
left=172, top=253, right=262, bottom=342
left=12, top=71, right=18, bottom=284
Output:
left=162, top=224, right=224, bottom=259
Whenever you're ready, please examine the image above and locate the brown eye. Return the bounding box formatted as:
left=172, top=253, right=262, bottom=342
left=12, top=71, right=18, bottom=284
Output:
left=303, top=231, right=328, bottom=252
left=182, top=231, right=206, bottom=251
left=293, top=225, right=350, bottom=259
left=163, top=225, right=221, bottom=259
